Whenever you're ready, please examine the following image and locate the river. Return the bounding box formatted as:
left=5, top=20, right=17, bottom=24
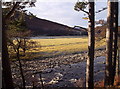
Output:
left=30, top=36, right=87, bottom=39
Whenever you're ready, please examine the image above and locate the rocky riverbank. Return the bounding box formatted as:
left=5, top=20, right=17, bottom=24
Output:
left=11, top=49, right=106, bottom=88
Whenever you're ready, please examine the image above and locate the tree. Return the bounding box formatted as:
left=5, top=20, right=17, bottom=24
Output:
left=104, top=0, right=114, bottom=86
left=7, top=15, right=30, bottom=89
left=2, top=1, right=35, bottom=88
left=86, top=2, right=95, bottom=89
left=14, top=37, right=26, bottom=89
left=2, top=3, right=20, bottom=88
left=111, top=0, right=119, bottom=85
left=95, top=19, right=107, bottom=26
left=8, top=31, right=37, bottom=89
left=74, top=1, right=95, bottom=88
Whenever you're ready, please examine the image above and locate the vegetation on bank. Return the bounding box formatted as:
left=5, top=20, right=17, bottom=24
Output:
left=9, top=36, right=106, bottom=60
left=31, top=36, right=105, bottom=53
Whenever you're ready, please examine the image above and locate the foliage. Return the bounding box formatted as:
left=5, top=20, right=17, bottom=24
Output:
left=2, top=1, right=36, bottom=89
left=74, top=1, right=88, bottom=12
left=2, top=1, right=35, bottom=11
left=95, top=19, right=107, bottom=26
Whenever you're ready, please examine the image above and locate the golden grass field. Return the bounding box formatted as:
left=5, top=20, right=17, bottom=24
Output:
left=26, top=36, right=106, bottom=57
left=9, top=36, right=106, bottom=60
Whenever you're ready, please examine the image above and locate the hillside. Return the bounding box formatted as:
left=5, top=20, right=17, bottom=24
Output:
left=25, top=15, right=87, bottom=36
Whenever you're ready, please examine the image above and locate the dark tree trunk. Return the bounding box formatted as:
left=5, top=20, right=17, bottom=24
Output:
left=86, top=1, right=95, bottom=89
left=104, top=0, right=114, bottom=86
left=23, top=38, right=26, bottom=56
left=39, top=74, right=44, bottom=89
left=17, top=48, right=26, bottom=89
left=111, top=1, right=119, bottom=85
left=2, top=19, right=14, bottom=89
left=2, top=2, right=20, bottom=89
left=116, top=47, right=119, bottom=76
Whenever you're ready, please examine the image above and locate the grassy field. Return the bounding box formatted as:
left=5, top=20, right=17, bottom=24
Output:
left=25, top=36, right=106, bottom=58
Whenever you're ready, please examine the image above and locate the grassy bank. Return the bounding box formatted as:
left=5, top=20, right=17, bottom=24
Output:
left=9, top=36, right=106, bottom=60
left=24, top=36, right=105, bottom=58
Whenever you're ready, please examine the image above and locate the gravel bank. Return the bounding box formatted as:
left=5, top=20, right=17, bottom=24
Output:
left=11, top=49, right=106, bottom=88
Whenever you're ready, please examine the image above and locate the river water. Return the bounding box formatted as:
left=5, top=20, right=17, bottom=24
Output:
left=30, top=36, right=87, bottom=39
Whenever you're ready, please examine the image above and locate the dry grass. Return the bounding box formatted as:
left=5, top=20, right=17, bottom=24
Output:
left=29, top=37, right=105, bottom=53
left=9, top=36, right=106, bottom=60
left=28, top=37, right=88, bottom=54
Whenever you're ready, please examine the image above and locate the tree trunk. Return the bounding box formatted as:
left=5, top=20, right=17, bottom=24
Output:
left=2, top=18, right=14, bottom=89
left=2, top=2, right=20, bottom=89
left=17, top=48, right=26, bottom=89
left=111, top=1, right=118, bottom=85
left=116, top=47, right=119, bottom=76
left=86, top=1, right=95, bottom=89
left=39, top=74, right=44, bottom=89
left=104, top=0, right=114, bottom=86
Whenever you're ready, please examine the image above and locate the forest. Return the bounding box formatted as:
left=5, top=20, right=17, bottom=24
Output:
left=1, top=0, right=120, bottom=89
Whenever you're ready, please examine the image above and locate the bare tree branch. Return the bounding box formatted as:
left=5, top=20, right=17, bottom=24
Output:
left=96, top=7, right=107, bottom=13
left=80, top=9, right=89, bottom=14
left=5, top=2, right=20, bottom=21
left=73, top=26, right=88, bottom=32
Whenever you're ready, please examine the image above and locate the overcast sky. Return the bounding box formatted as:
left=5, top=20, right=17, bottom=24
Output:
left=26, top=0, right=119, bottom=28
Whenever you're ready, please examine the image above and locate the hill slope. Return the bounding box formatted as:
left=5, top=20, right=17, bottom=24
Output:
left=25, top=15, right=87, bottom=36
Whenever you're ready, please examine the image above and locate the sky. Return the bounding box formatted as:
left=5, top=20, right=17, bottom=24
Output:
left=25, top=0, right=119, bottom=28
left=2, top=0, right=120, bottom=27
